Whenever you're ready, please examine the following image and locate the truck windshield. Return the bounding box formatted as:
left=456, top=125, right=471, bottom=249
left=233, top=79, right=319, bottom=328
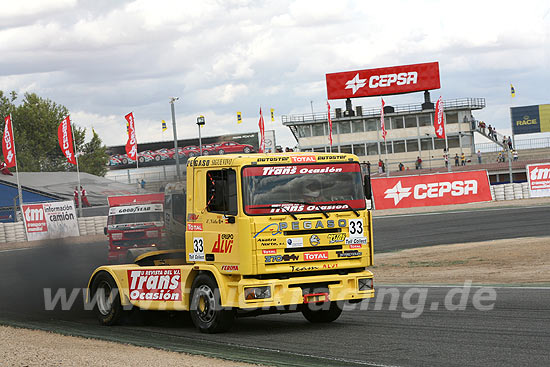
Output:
left=242, top=162, right=365, bottom=215
left=110, top=212, right=163, bottom=224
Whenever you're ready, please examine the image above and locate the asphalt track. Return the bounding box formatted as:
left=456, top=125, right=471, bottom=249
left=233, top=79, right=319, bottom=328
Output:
left=1, top=206, right=549, bottom=366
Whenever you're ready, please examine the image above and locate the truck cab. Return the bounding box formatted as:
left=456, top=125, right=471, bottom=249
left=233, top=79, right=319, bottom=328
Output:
left=105, top=193, right=165, bottom=263
left=89, top=153, right=374, bottom=333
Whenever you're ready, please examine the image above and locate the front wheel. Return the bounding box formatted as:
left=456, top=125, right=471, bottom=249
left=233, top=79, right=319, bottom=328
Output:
left=218, top=149, right=225, bottom=155
left=243, top=147, right=251, bottom=153
left=301, top=301, right=343, bottom=323
left=190, top=273, right=234, bottom=333
left=90, top=272, right=125, bottom=325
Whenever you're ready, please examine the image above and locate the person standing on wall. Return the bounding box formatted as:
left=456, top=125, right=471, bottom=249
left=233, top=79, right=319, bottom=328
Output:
left=477, top=150, right=482, bottom=164
left=461, top=152, right=466, bottom=166
left=73, top=186, right=79, bottom=207
left=454, top=153, right=460, bottom=166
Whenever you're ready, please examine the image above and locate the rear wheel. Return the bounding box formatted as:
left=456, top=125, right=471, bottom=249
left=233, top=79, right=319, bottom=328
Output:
left=138, top=156, right=145, bottom=163
left=122, top=158, right=128, bottom=164
left=218, top=149, right=225, bottom=155
left=301, top=301, right=343, bottom=323
left=154, top=155, right=161, bottom=161
left=203, top=150, right=209, bottom=156
left=91, top=272, right=125, bottom=325
left=243, top=147, right=251, bottom=153
left=190, top=273, right=234, bottom=333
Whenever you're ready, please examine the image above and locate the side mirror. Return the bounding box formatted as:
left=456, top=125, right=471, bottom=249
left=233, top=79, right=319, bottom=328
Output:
left=363, top=175, right=372, bottom=201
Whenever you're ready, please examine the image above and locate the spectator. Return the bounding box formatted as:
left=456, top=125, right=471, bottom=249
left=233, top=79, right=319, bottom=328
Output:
left=415, top=156, right=422, bottom=170
left=80, top=186, right=91, bottom=207
left=477, top=150, right=482, bottom=164
left=398, top=162, right=404, bottom=171
left=496, top=152, right=501, bottom=163
left=488, top=125, right=493, bottom=138
left=73, top=187, right=79, bottom=207
left=140, top=179, right=146, bottom=189
left=502, top=136, right=507, bottom=147
left=454, top=153, right=460, bottom=166
left=444, top=153, right=448, bottom=168
left=513, top=150, right=519, bottom=161
left=366, top=161, right=371, bottom=175
left=479, top=121, right=486, bottom=134
left=508, top=136, right=513, bottom=150
left=382, top=161, right=385, bottom=173
left=378, top=159, right=383, bottom=174
left=461, top=152, right=466, bottom=166
left=493, top=127, right=497, bottom=140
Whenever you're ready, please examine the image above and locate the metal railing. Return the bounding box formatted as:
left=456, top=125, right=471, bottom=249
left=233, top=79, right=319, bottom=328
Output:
left=476, top=137, right=550, bottom=153
left=282, top=98, right=486, bottom=124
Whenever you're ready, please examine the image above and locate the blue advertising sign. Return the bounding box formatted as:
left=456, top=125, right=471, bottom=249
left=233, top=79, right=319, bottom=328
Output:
left=511, top=105, right=541, bottom=135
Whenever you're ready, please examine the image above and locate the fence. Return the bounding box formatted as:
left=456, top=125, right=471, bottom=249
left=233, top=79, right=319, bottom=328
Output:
left=476, top=137, right=550, bottom=153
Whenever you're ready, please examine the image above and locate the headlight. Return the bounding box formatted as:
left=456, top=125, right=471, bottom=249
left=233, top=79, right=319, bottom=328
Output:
left=358, top=278, right=373, bottom=291
left=244, top=286, right=271, bottom=300
left=112, top=233, right=123, bottom=240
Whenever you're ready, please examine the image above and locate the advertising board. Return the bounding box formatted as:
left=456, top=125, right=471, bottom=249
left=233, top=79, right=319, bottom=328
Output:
left=326, top=62, right=440, bottom=100
left=107, top=132, right=259, bottom=170
left=510, top=104, right=550, bottom=135
left=371, top=171, right=492, bottom=210
left=22, top=200, right=79, bottom=241
left=526, top=163, right=550, bottom=198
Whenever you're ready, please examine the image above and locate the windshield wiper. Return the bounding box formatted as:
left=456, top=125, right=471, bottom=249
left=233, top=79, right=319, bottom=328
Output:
left=331, top=202, right=360, bottom=217
left=253, top=205, right=298, bottom=220
left=283, top=201, right=329, bottom=218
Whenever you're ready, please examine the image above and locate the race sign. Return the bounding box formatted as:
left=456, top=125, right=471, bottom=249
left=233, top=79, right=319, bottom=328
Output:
left=22, top=201, right=80, bottom=241
left=526, top=163, right=550, bottom=198
left=371, top=171, right=492, bottom=209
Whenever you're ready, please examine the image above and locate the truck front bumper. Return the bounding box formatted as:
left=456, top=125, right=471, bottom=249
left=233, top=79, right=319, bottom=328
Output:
left=229, top=269, right=374, bottom=309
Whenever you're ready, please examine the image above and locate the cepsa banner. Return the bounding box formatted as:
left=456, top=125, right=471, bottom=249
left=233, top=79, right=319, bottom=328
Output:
left=526, top=163, right=550, bottom=198
left=371, top=170, right=491, bottom=210
left=22, top=201, right=79, bottom=241
left=326, top=62, right=440, bottom=100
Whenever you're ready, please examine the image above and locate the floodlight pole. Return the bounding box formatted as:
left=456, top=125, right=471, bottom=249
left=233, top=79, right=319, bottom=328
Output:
left=169, top=97, right=181, bottom=180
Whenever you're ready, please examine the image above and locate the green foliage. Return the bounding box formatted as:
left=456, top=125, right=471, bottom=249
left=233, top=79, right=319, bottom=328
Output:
left=0, top=91, right=108, bottom=176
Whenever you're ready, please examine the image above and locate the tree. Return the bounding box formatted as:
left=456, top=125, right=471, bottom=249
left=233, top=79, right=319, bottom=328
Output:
left=79, top=129, right=109, bottom=176
left=0, top=90, right=107, bottom=176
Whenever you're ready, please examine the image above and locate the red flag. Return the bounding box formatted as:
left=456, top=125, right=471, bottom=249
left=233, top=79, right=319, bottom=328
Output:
left=434, top=96, right=445, bottom=139
left=327, top=101, right=333, bottom=147
left=125, top=112, right=138, bottom=161
left=2, top=115, right=16, bottom=168
left=58, top=116, right=77, bottom=165
left=380, top=98, right=387, bottom=141
left=258, top=108, right=265, bottom=153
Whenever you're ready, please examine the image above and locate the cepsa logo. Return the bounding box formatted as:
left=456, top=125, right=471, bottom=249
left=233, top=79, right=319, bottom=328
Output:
left=326, top=62, right=440, bottom=99
left=23, top=204, right=48, bottom=233
left=128, top=269, right=181, bottom=301
left=372, top=171, right=492, bottom=209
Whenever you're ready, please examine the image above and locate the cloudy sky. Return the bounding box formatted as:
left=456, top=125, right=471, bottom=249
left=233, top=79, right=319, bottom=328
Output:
left=1, top=0, right=549, bottom=149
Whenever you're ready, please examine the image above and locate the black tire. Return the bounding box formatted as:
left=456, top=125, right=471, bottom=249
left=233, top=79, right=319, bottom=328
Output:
left=189, top=273, right=234, bottom=333
left=301, top=301, right=343, bottom=323
left=155, top=155, right=161, bottom=161
left=138, top=156, right=145, bottom=163
left=90, top=272, right=125, bottom=325
left=218, top=149, right=225, bottom=155
left=243, top=147, right=251, bottom=153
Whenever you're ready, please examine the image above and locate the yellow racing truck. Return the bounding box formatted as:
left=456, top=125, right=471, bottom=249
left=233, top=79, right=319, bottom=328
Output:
left=88, top=152, right=375, bottom=333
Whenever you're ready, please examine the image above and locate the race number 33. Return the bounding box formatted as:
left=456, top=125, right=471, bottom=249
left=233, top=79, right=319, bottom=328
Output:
left=193, top=237, right=204, bottom=253
left=348, top=219, right=364, bottom=238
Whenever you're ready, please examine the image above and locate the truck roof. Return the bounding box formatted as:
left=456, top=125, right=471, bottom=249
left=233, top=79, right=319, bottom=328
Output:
left=186, top=152, right=361, bottom=168
left=107, top=193, right=165, bottom=207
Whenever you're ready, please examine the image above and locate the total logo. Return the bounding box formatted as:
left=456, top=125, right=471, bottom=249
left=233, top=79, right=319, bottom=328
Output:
left=303, top=251, right=329, bottom=261
left=345, top=72, right=418, bottom=95
left=384, top=180, right=478, bottom=205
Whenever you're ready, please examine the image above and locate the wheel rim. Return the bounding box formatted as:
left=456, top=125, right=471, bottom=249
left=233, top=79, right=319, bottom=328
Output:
left=96, top=281, right=113, bottom=316
left=219, top=150, right=224, bottom=154
left=194, top=284, right=216, bottom=323
left=244, top=147, right=250, bottom=153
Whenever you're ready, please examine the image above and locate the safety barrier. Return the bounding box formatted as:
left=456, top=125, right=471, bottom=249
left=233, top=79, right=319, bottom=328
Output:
left=0, top=216, right=107, bottom=244
left=490, top=183, right=530, bottom=201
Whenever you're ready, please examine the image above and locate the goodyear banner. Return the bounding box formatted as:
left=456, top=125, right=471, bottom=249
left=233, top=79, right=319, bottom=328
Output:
left=511, top=104, right=550, bottom=135
left=22, top=201, right=79, bottom=241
